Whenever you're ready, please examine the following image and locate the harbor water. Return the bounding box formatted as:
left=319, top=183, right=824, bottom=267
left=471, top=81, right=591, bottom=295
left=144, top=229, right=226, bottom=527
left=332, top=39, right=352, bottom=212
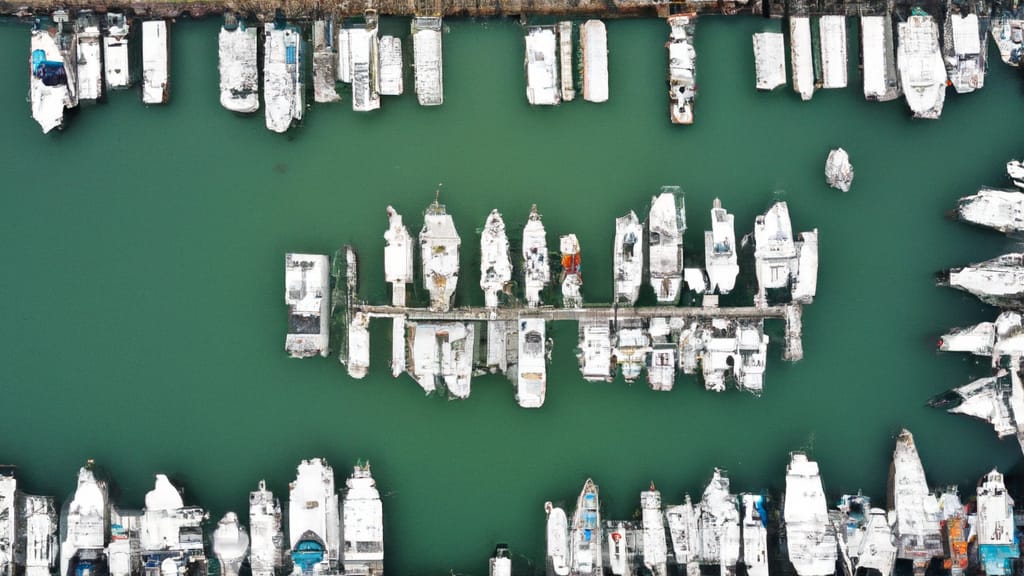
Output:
left=0, top=14, right=1021, bottom=575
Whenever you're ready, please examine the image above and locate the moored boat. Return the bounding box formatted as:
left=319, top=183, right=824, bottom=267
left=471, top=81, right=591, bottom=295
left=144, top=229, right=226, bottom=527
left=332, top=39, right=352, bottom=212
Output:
left=420, top=198, right=461, bottom=312
left=102, top=12, right=130, bottom=90
left=289, top=459, right=341, bottom=576
left=264, top=22, right=304, bottom=132
left=943, top=2, right=986, bottom=93
left=613, top=211, right=643, bottom=305
left=218, top=14, right=259, bottom=114
left=939, top=253, right=1024, bottom=309
left=889, top=430, right=943, bottom=576
left=212, top=513, right=249, bottom=576
left=545, top=503, right=569, bottom=576
left=784, top=453, right=838, bottom=576
left=341, top=463, right=384, bottom=576
left=249, top=481, right=285, bottom=576
left=523, top=206, right=551, bottom=307
left=581, top=20, right=608, bottom=103
left=481, top=210, right=513, bottom=309
left=705, top=199, right=739, bottom=295
left=526, top=26, right=560, bottom=106
left=976, top=469, right=1020, bottom=576
left=30, top=14, right=78, bottom=134
left=141, top=20, right=169, bottom=105
left=741, top=494, right=768, bottom=576
left=648, top=189, right=685, bottom=304
left=75, top=12, right=103, bottom=102
left=897, top=10, right=947, bottom=119
left=517, top=318, right=546, bottom=408
left=384, top=206, right=414, bottom=307
left=955, top=188, right=1024, bottom=235
left=667, top=15, right=696, bottom=124
left=59, top=465, right=108, bottom=576
left=570, top=480, right=601, bottom=576
left=412, top=17, right=443, bottom=106
left=641, top=487, right=667, bottom=576
left=560, top=234, right=583, bottom=308
left=285, top=254, right=330, bottom=358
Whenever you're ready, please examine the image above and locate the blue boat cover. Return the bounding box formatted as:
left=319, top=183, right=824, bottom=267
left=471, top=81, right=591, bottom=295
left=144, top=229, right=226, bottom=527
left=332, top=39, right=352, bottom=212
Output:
left=980, top=543, right=1020, bottom=576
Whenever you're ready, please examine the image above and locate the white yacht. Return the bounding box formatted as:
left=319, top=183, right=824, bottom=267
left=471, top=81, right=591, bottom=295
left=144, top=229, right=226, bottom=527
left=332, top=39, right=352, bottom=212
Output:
left=139, top=475, right=207, bottom=576
left=825, top=148, right=854, bottom=192
left=856, top=508, right=897, bottom=576
left=264, top=22, right=304, bottom=132
left=648, top=189, right=685, bottom=304
left=992, top=17, right=1024, bottom=66
left=517, top=318, right=546, bottom=408
left=24, top=495, right=58, bottom=576
left=545, top=503, right=569, bottom=576
left=285, top=254, right=330, bottom=358
left=740, top=494, right=768, bottom=576
left=289, top=459, right=341, bottom=576
left=665, top=495, right=700, bottom=573
left=943, top=6, right=985, bottom=93
left=141, top=20, right=168, bottom=104
left=956, top=188, right=1024, bottom=235
left=784, top=453, right=838, bottom=576
left=975, top=469, right=1019, bottom=576
left=897, top=11, right=947, bottom=119
left=641, top=487, right=667, bottom=576
left=889, top=430, right=943, bottom=575
left=30, top=16, right=77, bottom=134
left=705, top=199, right=739, bottom=295
left=607, top=522, right=630, bottom=576
left=753, top=201, right=797, bottom=296
left=408, top=322, right=475, bottom=399
left=349, top=23, right=380, bottom=112
left=581, top=20, right=608, bottom=103
left=249, top=481, right=285, bottom=576
left=60, top=465, right=109, bottom=576
left=938, top=311, right=1024, bottom=357
left=697, top=469, right=740, bottom=575
left=384, top=206, right=414, bottom=307
left=613, top=211, right=643, bottom=305
left=481, top=210, right=513, bottom=308
left=75, top=12, right=102, bottom=101
left=420, top=199, right=461, bottom=312
left=667, top=15, right=696, bottom=123
left=411, top=17, right=443, bottom=106
left=212, top=513, right=249, bottom=576
left=570, top=479, right=601, bottom=576
left=342, top=464, right=384, bottom=576
left=735, top=321, right=768, bottom=394
left=218, top=15, right=259, bottom=114
left=941, top=253, right=1024, bottom=309
left=106, top=507, right=140, bottom=576
left=489, top=545, right=511, bottom=576
left=560, top=234, right=583, bottom=308
left=577, top=320, right=614, bottom=382
left=525, top=27, right=560, bottom=106
left=102, top=13, right=130, bottom=89
left=933, top=368, right=1024, bottom=455
left=347, top=312, right=370, bottom=380
left=647, top=318, right=676, bottom=392
left=523, top=206, right=551, bottom=307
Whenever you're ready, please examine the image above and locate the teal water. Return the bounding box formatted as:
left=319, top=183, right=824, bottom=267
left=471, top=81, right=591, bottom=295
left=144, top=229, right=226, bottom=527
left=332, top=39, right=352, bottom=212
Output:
left=0, top=14, right=1021, bottom=575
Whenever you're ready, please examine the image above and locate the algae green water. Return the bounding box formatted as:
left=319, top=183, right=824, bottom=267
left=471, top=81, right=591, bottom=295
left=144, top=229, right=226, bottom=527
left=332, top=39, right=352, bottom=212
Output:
left=0, top=14, right=1022, bottom=575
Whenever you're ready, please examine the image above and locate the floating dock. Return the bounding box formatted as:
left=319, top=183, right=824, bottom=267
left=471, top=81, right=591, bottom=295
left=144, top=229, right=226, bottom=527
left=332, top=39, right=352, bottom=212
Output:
left=752, top=32, right=786, bottom=90
left=379, top=35, right=404, bottom=96
left=412, top=17, right=443, bottom=106
left=818, top=15, right=847, bottom=88
left=558, top=21, right=575, bottom=101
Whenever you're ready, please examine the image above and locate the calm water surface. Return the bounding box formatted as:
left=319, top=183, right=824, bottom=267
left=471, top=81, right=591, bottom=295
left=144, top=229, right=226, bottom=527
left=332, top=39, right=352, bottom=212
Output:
left=0, top=14, right=1021, bottom=575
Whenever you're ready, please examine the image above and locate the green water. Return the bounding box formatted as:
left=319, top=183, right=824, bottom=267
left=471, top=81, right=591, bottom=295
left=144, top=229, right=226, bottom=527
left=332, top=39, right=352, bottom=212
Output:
left=0, top=13, right=1022, bottom=575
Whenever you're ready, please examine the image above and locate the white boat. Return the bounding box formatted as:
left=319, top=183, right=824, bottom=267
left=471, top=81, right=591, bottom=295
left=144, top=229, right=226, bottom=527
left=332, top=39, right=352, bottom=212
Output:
left=546, top=503, right=569, bottom=576
left=753, top=201, right=797, bottom=295
left=705, top=199, right=739, bottom=295
left=790, top=16, right=814, bottom=100
left=784, top=453, right=838, bottom=576
left=897, top=12, right=947, bottom=119
left=249, top=481, right=285, bottom=576
left=819, top=16, right=848, bottom=89
left=735, top=321, right=768, bottom=394
left=889, top=430, right=943, bottom=575
left=666, top=495, right=700, bottom=573
left=560, top=234, right=583, bottom=308
left=484, top=320, right=515, bottom=375
left=558, top=22, right=575, bottom=102
left=1008, top=160, right=1024, bottom=188
left=956, top=188, right=1024, bottom=234
left=641, top=488, right=668, bottom=576
left=379, top=35, right=403, bottom=96
left=408, top=322, right=475, bottom=398
left=792, top=231, right=819, bottom=304
left=1, top=473, right=16, bottom=576
left=581, top=20, right=608, bottom=103
left=312, top=19, right=340, bottom=104
left=141, top=20, right=168, bottom=104
left=944, top=6, right=985, bottom=93
left=856, top=508, right=897, bottom=576
left=342, top=463, right=384, bottom=576
left=942, top=253, right=1024, bottom=308
left=526, top=27, right=560, bottom=106
left=648, top=189, right=685, bottom=304
left=614, top=211, right=643, bottom=305
left=667, top=15, right=696, bottom=124
left=285, top=253, right=330, bottom=358
left=139, top=475, right=207, bottom=575
left=106, top=507, right=140, bottom=576
left=420, top=198, right=461, bottom=312
left=578, top=320, right=614, bottom=382
left=337, top=28, right=352, bottom=84
left=481, top=210, right=513, bottom=308
left=75, top=13, right=103, bottom=101
left=219, top=15, right=259, bottom=113
left=289, top=459, right=341, bottom=576
left=23, top=495, right=58, bottom=576
left=752, top=32, right=786, bottom=91
left=523, top=206, right=551, bottom=307
left=976, top=469, right=1019, bottom=576
left=614, top=319, right=649, bottom=383
left=933, top=367, right=1024, bottom=455
left=347, top=312, right=370, bottom=379
left=517, top=318, right=546, bottom=408
left=607, top=522, right=630, bottom=576
left=412, top=17, right=443, bottom=106
left=349, top=24, right=380, bottom=112
left=646, top=318, right=676, bottom=391
left=861, top=15, right=901, bottom=101
left=264, top=23, right=304, bottom=132
left=102, top=13, right=130, bottom=90
left=60, top=466, right=109, bottom=576
left=489, top=545, right=511, bottom=576
left=939, top=311, right=1024, bottom=357
left=697, top=469, right=740, bottom=575
left=741, top=494, right=768, bottom=576
left=992, top=17, right=1024, bottom=66
left=570, top=479, right=601, bottom=576
left=30, top=16, right=77, bottom=134
left=384, top=206, right=414, bottom=307
left=825, top=148, right=854, bottom=192
left=212, top=513, right=250, bottom=576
